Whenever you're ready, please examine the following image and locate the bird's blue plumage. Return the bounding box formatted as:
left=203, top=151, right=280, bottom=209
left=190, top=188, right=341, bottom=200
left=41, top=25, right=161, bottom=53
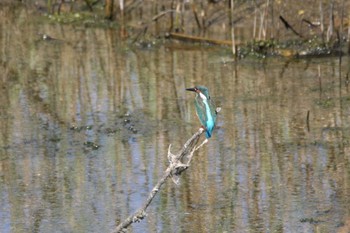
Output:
left=186, top=86, right=217, bottom=138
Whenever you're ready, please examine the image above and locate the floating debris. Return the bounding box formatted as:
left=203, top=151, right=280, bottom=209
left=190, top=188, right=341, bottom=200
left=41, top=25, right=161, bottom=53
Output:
left=84, top=141, right=100, bottom=150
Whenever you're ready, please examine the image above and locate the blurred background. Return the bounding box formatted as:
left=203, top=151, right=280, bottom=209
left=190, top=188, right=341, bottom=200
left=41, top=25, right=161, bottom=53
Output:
left=0, top=1, right=350, bottom=233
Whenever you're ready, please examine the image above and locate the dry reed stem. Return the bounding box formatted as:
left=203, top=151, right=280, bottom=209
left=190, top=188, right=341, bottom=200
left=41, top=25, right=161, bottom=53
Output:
left=230, top=0, right=236, bottom=55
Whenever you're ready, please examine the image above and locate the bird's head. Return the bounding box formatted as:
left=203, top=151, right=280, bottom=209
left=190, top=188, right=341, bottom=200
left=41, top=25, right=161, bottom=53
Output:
left=186, top=86, right=210, bottom=100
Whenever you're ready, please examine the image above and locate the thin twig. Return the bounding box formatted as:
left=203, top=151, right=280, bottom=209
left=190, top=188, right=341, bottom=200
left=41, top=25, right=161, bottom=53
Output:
left=152, top=9, right=176, bottom=21
left=279, top=15, right=303, bottom=38
left=191, top=3, right=202, bottom=29
left=319, top=0, right=324, bottom=37
left=132, top=10, right=176, bottom=44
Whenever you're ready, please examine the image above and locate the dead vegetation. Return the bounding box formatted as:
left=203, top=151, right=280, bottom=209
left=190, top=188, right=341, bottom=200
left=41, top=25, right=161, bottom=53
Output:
left=28, top=0, right=350, bottom=57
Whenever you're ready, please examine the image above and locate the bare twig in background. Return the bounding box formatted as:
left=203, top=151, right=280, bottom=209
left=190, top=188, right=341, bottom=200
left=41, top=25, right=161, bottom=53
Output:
left=192, top=3, right=202, bottom=29
left=175, top=2, right=182, bottom=31
left=253, top=8, right=257, bottom=39
left=152, top=9, right=176, bottom=21
left=301, top=19, right=320, bottom=28
left=111, top=127, right=206, bottom=233
left=132, top=10, right=176, bottom=43
left=279, top=15, right=303, bottom=38
left=319, top=0, right=325, bottom=36
left=257, top=0, right=269, bottom=40
left=340, top=0, right=345, bottom=42
left=269, top=0, right=274, bottom=39
left=250, top=0, right=267, bottom=40
left=263, top=0, right=269, bottom=40
left=326, top=1, right=334, bottom=42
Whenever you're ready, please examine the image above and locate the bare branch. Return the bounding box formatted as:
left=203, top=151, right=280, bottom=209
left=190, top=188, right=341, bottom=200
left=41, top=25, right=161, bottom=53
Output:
left=111, top=127, right=205, bottom=233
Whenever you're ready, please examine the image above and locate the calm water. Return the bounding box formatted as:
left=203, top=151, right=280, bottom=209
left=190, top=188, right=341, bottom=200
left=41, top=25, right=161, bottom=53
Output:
left=1, top=5, right=350, bottom=233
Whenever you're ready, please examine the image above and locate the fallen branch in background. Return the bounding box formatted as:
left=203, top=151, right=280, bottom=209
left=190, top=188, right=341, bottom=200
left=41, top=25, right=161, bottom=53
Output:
left=132, top=9, right=177, bottom=43
left=166, top=32, right=242, bottom=46
left=111, top=127, right=206, bottom=233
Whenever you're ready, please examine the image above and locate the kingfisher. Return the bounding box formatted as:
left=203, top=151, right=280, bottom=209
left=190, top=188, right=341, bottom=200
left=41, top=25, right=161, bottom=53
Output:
left=186, top=86, right=217, bottom=138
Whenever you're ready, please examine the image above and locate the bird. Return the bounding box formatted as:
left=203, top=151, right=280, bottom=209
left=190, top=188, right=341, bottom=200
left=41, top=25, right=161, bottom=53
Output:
left=186, top=86, right=217, bottom=138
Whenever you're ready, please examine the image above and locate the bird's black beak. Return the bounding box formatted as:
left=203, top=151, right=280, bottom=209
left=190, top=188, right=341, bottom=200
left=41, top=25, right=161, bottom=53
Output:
left=186, top=87, right=196, bottom=92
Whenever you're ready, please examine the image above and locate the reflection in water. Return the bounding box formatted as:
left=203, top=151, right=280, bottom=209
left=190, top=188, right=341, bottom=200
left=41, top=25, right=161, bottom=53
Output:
left=0, top=5, right=350, bottom=233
